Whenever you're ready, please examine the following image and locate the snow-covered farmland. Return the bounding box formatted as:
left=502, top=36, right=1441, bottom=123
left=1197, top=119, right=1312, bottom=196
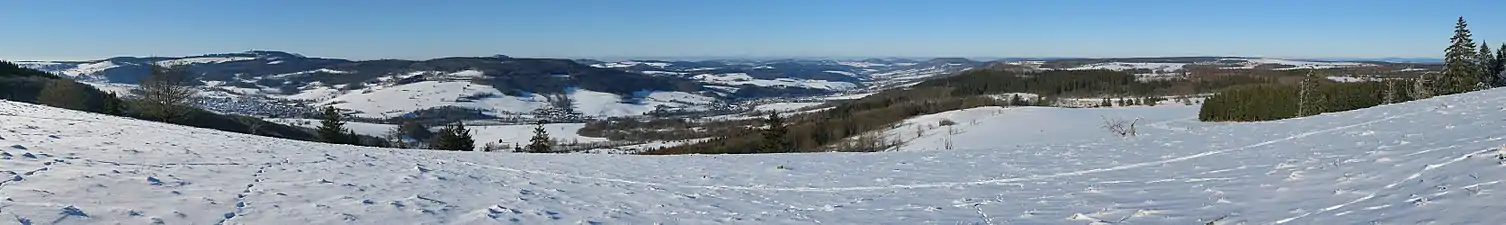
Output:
left=467, top=123, right=610, bottom=151
left=318, top=80, right=713, bottom=118
left=691, top=73, right=858, bottom=91
left=1065, top=62, right=1187, bottom=72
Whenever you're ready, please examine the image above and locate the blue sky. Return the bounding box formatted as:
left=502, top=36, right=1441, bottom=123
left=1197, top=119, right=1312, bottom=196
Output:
left=2, top=0, right=1505, bottom=60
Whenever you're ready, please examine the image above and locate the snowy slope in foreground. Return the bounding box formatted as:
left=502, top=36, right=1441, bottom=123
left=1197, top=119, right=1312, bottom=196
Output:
left=6, top=89, right=1506, bottom=224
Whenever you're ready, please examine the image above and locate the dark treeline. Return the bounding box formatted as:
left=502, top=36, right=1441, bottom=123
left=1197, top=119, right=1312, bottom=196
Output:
left=642, top=87, right=1005, bottom=154
left=1198, top=80, right=1413, bottom=122
left=917, top=69, right=1276, bottom=98
left=1200, top=17, right=1501, bottom=122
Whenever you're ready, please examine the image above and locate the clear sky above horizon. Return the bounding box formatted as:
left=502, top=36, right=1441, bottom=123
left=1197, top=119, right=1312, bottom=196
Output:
left=3, top=0, right=1506, bottom=61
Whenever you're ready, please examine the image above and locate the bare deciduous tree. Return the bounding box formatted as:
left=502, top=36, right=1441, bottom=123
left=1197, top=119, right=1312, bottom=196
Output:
left=133, top=65, right=199, bottom=122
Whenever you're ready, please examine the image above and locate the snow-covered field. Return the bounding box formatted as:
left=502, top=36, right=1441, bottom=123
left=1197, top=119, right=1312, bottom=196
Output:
left=691, top=73, right=858, bottom=91
left=267, top=119, right=607, bottom=151
left=1065, top=62, right=1186, bottom=72
left=5, top=87, right=1506, bottom=224
left=318, top=80, right=713, bottom=118
left=467, top=123, right=609, bottom=151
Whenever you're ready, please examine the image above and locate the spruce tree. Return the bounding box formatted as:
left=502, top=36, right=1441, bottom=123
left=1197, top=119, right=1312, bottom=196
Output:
left=430, top=121, right=475, bottom=151
left=316, top=106, right=350, bottom=144
left=1008, top=94, right=1025, bottom=106
left=1495, top=42, right=1506, bottom=87
left=526, top=123, right=552, bottom=153
left=1441, top=17, right=1481, bottom=94
left=429, top=124, right=454, bottom=150
left=1480, top=42, right=1496, bottom=86
left=450, top=122, right=474, bottom=151
left=758, top=112, right=791, bottom=153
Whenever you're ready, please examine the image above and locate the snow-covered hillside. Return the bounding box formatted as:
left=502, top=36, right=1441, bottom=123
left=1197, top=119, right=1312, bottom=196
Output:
left=691, top=73, right=858, bottom=91
left=306, top=80, right=714, bottom=118
left=15, top=61, right=130, bottom=79
left=6, top=78, right=1506, bottom=224
left=467, top=123, right=610, bottom=150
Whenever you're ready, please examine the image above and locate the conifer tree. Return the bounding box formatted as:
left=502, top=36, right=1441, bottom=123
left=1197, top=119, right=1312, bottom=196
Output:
left=1008, top=94, right=1025, bottom=106
left=317, top=106, right=351, bottom=144
left=1480, top=42, right=1497, bottom=86
left=450, top=122, right=474, bottom=151
left=431, top=121, right=476, bottom=151
left=430, top=124, right=454, bottom=150
left=1441, top=17, right=1481, bottom=94
left=1495, top=42, right=1506, bottom=87
left=758, top=112, right=791, bottom=153
left=526, top=123, right=552, bottom=153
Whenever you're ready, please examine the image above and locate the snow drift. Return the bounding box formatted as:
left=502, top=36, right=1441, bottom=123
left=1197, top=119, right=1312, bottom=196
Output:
left=4, top=87, right=1506, bottom=224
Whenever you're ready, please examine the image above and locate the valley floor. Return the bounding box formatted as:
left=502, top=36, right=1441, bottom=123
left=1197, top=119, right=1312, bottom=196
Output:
left=3, top=89, right=1506, bottom=224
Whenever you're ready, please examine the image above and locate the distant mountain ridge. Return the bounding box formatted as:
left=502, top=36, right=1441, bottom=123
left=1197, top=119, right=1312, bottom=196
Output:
left=14, top=51, right=990, bottom=120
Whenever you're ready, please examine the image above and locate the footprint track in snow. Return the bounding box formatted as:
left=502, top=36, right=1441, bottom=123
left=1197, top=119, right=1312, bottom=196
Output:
left=213, top=163, right=272, bottom=225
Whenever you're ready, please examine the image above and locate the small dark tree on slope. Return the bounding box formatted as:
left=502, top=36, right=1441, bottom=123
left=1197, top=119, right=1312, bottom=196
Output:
left=317, top=106, right=351, bottom=144
left=431, top=121, right=475, bottom=151
left=758, top=112, right=792, bottom=153
left=1008, top=94, right=1025, bottom=106
left=526, top=123, right=552, bottom=153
